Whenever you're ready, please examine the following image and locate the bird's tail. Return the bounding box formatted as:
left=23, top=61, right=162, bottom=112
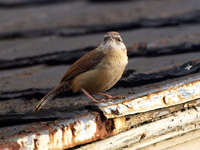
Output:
left=33, top=82, right=69, bottom=112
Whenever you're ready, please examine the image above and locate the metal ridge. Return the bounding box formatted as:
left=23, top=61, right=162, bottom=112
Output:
left=0, top=112, right=126, bottom=150
left=98, top=74, right=200, bottom=118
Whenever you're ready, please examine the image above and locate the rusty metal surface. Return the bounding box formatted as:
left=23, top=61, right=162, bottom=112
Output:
left=98, top=74, right=200, bottom=118
left=0, top=112, right=125, bottom=150
left=1, top=100, right=200, bottom=150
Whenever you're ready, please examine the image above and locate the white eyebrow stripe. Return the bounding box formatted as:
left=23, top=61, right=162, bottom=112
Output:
left=113, top=35, right=121, bottom=38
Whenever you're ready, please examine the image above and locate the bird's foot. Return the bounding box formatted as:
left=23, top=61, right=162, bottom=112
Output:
left=98, top=92, right=128, bottom=100
left=81, top=88, right=108, bottom=104
left=81, top=89, right=128, bottom=104
left=81, top=98, right=112, bottom=104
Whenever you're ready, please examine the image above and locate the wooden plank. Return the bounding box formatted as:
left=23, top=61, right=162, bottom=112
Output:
left=138, top=129, right=200, bottom=150
left=165, top=137, right=200, bottom=150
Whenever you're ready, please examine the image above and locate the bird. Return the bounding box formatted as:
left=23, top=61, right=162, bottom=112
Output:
left=33, top=31, right=128, bottom=111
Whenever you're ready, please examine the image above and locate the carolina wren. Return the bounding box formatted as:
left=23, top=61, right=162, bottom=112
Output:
left=33, top=31, right=128, bottom=111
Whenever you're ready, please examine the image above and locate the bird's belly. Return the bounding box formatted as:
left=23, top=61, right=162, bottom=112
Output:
left=71, top=62, right=126, bottom=93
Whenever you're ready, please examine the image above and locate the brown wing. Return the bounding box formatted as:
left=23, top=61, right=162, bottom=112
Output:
left=60, top=49, right=105, bottom=83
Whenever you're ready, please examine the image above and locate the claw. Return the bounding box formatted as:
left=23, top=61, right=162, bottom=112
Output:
left=81, top=89, right=128, bottom=104
left=98, top=92, right=128, bottom=100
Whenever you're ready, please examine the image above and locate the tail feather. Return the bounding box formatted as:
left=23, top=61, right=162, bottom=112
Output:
left=33, top=82, right=68, bottom=112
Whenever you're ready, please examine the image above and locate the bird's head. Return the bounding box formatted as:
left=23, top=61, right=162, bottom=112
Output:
left=100, top=31, right=126, bottom=51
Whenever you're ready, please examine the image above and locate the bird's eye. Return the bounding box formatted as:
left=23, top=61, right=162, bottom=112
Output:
left=116, top=36, right=122, bottom=42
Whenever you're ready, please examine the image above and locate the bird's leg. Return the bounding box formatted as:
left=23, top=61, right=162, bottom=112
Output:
left=98, top=92, right=128, bottom=100
left=81, top=88, right=104, bottom=103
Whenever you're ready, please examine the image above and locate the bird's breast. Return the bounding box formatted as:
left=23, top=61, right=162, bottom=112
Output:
left=71, top=49, right=128, bottom=93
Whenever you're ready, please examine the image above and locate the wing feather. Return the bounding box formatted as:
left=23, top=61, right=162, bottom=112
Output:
left=61, top=49, right=105, bottom=83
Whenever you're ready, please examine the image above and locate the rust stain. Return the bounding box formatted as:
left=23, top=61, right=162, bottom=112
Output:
left=70, top=122, right=77, bottom=137
left=0, top=141, right=20, bottom=150
left=20, top=141, right=24, bottom=147
left=94, top=112, right=107, bottom=139
left=0, top=112, right=124, bottom=150
left=139, top=133, right=146, bottom=141
left=31, top=112, right=126, bottom=150
left=60, top=124, right=66, bottom=147
left=33, top=139, right=38, bottom=150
